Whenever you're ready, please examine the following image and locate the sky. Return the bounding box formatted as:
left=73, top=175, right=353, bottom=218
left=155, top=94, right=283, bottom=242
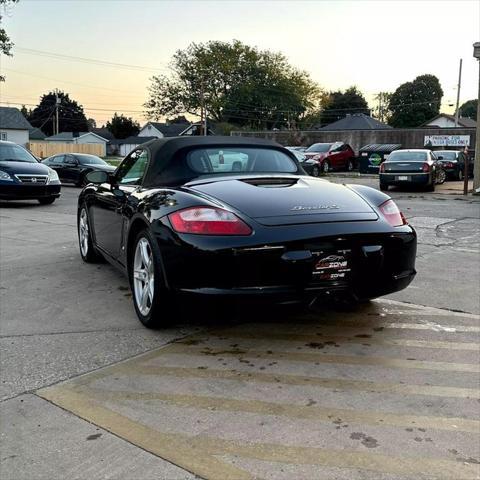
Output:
left=0, top=0, right=479, bottom=127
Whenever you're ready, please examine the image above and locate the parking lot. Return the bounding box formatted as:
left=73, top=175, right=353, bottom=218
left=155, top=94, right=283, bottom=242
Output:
left=1, top=182, right=479, bottom=480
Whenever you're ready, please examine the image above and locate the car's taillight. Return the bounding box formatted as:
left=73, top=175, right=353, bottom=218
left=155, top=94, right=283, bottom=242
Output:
left=422, top=162, right=430, bottom=172
left=379, top=199, right=407, bottom=227
left=379, top=162, right=385, bottom=173
left=168, top=207, right=252, bottom=235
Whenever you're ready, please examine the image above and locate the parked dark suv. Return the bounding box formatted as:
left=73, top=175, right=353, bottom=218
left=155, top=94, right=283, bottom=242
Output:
left=302, top=142, right=356, bottom=175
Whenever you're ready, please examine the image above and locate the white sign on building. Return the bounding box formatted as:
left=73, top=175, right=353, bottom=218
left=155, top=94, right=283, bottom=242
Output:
left=424, top=135, right=470, bottom=147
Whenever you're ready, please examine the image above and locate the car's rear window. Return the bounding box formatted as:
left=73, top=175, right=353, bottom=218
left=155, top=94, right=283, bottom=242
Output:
left=435, top=151, right=456, bottom=160
left=186, top=147, right=297, bottom=174
left=388, top=151, right=428, bottom=161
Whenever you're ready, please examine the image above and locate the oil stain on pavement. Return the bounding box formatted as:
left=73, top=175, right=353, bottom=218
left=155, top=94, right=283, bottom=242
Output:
left=38, top=299, right=480, bottom=480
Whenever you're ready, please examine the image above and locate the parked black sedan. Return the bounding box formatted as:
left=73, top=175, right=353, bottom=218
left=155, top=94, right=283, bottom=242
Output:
left=43, top=153, right=116, bottom=187
left=434, top=150, right=472, bottom=181
left=379, top=149, right=440, bottom=192
left=78, top=136, right=416, bottom=328
left=0, top=141, right=61, bottom=204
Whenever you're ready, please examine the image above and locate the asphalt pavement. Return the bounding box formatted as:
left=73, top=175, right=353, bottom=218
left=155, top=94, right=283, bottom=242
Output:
left=1, top=179, right=479, bottom=480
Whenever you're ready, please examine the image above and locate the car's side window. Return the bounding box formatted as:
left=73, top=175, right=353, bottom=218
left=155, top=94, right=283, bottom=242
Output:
left=116, top=149, right=149, bottom=185
left=64, top=155, right=77, bottom=165
left=51, top=155, right=63, bottom=164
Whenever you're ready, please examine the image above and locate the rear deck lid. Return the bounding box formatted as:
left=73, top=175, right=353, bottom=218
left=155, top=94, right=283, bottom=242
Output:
left=187, top=176, right=378, bottom=226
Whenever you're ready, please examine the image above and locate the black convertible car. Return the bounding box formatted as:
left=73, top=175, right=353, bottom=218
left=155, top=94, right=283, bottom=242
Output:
left=78, top=137, right=416, bottom=327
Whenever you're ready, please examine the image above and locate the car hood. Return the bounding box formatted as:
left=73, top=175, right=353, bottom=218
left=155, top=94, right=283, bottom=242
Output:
left=304, top=152, right=328, bottom=160
left=0, top=161, right=50, bottom=175
left=187, top=175, right=378, bottom=226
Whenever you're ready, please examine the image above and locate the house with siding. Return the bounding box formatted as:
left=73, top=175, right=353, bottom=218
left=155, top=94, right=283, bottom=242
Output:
left=45, top=131, right=108, bottom=156
left=0, top=106, right=33, bottom=146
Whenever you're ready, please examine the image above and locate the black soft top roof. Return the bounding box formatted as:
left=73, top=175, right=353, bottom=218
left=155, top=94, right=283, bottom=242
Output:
left=141, top=135, right=287, bottom=187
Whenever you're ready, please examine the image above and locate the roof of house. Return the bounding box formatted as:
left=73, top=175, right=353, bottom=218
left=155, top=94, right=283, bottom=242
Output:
left=320, top=113, right=392, bottom=131
left=0, top=106, right=33, bottom=130
left=46, top=131, right=108, bottom=142
left=423, top=113, right=477, bottom=128
left=29, top=127, right=47, bottom=140
left=91, top=128, right=115, bottom=140
left=144, top=122, right=192, bottom=137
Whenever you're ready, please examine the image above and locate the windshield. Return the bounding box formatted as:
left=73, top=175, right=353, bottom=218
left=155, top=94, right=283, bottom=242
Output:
left=435, top=151, right=457, bottom=160
left=305, top=143, right=332, bottom=153
left=186, top=147, right=298, bottom=174
left=388, top=151, right=428, bottom=162
left=75, top=154, right=108, bottom=165
left=0, top=144, right=38, bottom=163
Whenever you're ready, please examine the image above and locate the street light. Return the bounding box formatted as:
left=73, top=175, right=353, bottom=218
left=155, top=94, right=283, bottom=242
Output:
left=473, top=42, right=480, bottom=193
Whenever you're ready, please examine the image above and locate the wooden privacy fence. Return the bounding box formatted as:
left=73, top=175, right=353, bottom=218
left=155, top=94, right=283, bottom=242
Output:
left=28, top=142, right=106, bottom=159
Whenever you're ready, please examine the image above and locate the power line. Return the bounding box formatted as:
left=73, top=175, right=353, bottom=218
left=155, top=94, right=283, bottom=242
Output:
left=2, top=68, right=146, bottom=95
left=15, top=47, right=170, bottom=73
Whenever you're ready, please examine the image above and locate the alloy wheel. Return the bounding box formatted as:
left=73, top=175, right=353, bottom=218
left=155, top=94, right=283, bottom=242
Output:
left=322, top=161, right=329, bottom=173
left=79, top=208, right=89, bottom=257
left=133, top=237, right=155, bottom=316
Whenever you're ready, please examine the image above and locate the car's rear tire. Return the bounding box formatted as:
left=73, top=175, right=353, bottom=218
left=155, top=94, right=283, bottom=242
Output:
left=322, top=160, right=330, bottom=173
left=38, top=197, right=56, bottom=205
left=458, top=168, right=464, bottom=181
left=78, top=205, right=103, bottom=263
left=129, top=228, right=174, bottom=328
left=379, top=182, right=389, bottom=191
left=426, top=179, right=435, bottom=192
left=311, top=165, right=320, bottom=177
left=347, top=159, right=354, bottom=171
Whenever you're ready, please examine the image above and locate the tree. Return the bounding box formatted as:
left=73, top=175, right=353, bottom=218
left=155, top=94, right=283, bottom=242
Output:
left=373, top=92, right=393, bottom=124
left=20, top=104, right=31, bottom=119
left=166, top=115, right=189, bottom=124
left=145, top=40, right=321, bottom=130
left=106, top=113, right=140, bottom=139
left=459, top=99, right=477, bottom=120
left=0, top=0, right=19, bottom=81
left=388, top=74, right=443, bottom=128
left=28, top=91, right=89, bottom=136
left=87, top=118, right=97, bottom=130
left=321, top=87, right=370, bottom=126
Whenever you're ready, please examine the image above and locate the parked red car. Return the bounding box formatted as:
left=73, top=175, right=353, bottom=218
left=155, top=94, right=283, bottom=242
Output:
left=303, top=142, right=356, bottom=175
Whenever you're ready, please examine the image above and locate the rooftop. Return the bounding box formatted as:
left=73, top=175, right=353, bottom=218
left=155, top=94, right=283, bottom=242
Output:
left=0, top=106, right=33, bottom=130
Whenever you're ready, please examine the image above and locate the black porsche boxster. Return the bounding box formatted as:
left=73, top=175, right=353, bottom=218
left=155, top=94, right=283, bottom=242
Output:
left=78, top=137, right=416, bottom=327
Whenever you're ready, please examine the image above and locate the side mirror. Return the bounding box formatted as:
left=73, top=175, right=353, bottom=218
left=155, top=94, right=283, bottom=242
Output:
left=86, top=170, right=110, bottom=184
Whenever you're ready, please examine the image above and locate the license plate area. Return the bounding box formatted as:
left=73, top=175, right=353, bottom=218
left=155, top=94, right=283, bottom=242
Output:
left=312, top=249, right=352, bottom=282
left=396, top=175, right=410, bottom=181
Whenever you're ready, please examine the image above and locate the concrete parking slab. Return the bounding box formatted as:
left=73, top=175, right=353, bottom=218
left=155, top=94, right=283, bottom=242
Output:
left=38, top=301, right=480, bottom=480
left=0, top=393, right=194, bottom=480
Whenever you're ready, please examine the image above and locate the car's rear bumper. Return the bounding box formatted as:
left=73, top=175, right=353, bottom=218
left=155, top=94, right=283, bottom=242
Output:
left=0, top=183, right=61, bottom=200
left=159, top=227, right=417, bottom=302
left=179, top=269, right=416, bottom=303
left=379, top=172, right=432, bottom=186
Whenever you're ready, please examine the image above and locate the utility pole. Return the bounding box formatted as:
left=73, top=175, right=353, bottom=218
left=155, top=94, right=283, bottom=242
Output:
left=54, top=89, right=60, bottom=135
left=454, top=59, right=463, bottom=127
left=199, top=81, right=207, bottom=136
left=473, top=43, right=480, bottom=193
